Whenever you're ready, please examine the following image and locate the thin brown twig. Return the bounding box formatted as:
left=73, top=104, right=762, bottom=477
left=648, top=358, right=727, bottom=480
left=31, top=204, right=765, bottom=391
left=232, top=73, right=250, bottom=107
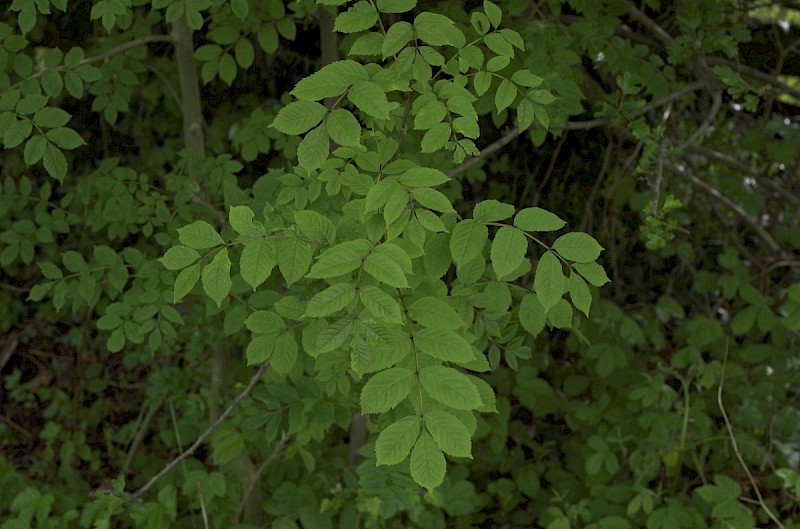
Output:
left=718, top=340, right=786, bottom=529
left=130, top=361, right=270, bottom=501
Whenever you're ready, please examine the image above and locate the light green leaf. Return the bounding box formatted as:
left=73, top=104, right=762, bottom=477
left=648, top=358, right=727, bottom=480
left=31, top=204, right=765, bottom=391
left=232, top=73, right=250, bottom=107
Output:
left=45, top=127, right=85, bottom=149
left=410, top=432, right=446, bottom=490
left=519, top=293, right=546, bottom=336
left=270, top=332, right=298, bottom=374
left=490, top=226, right=527, bottom=279
left=278, top=237, right=312, bottom=286
left=449, top=219, right=488, bottom=266
left=160, top=246, right=199, bottom=270
left=514, top=207, right=566, bottom=232
left=415, top=328, right=474, bottom=364
left=360, top=367, right=415, bottom=413
left=569, top=273, right=592, bottom=316
left=348, top=81, right=390, bottom=120
left=484, top=33, right=513, bottom=57
left=33, top=107, right=71, bottom=128
left=483, top=0, right=502, bottom=27
left=573, top=261, right=610, bottom=287
left=547, top=298, right=573, bottom=329
left=218, top=53, right=237, bottom=85
left=552, top=232, right=604, bottom=262
left=419, top=365, right=482, bottom=410
left=246, top=335, right=273, bottom=364
left=410, top=188, right=454, bottom=213
left=271, top=101, right=328, bottom=135
left=382, top=21, right=414, bottom=58
left=303, top=282, right=356, bottom=318
left=399, top=167, right=449, bottom=187
left=414, top=12, right=461, bottom=46
left=420, top=122, right=451, bottom=153
left=297, top=125, right=330, bottom=173
left=424, top=410, right=472, bottom=457
left=240, top=239, right=276, bottom=290
left=511, top=69, right=543, bottom=88
left=363, top=251, right=409, bottom=288
left=326, top=108, right=361, bottom=147
left=202, top=249, right=232, bottom=307
left=415, top=209, right=448, bottom=233
left=408, top=297, right=463, bottom=329
left=294, top=210, right=336, bottom=243
left=414, top=100, right=447, bottom=130
left=534, top=250, right=564, bottom=312
left=473, top=200, right=515, bottom=223
left=307, top=239, right=371, bottom=278
left=173, top=263, right=200, bottom=303
left=315, top=317, right=354, bottom=355
left=229, top=205, right=258, bottom=236
left=495, top=79, right=517, bottom=113
left=245, top=310, right=284, bottom=334
left=178, top=221, right=224, bottom=249
left=359, top=285, right=403, bottom=323
left=365, top=181, right=399, bottom=212
left=375, top=415, right=420, bottom=466
left=376, top=0, right=416, bottom=13
left=292, top=60, right=364, bottom=101
left=530, top=89, right=556, bottom=104
left=334, top=1, right=378, bottom=33
left=473, top=71, right=492, bottom=96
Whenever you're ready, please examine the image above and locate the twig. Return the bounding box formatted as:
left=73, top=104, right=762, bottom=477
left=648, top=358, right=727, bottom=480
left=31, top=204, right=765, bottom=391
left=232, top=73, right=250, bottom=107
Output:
left=718, top=340, right=786, bottom=529
left=666, top=160, right=787, bottom=258
left=130, top=361, right=270, bottom=501
left=447, top=81, right=706, bottom=180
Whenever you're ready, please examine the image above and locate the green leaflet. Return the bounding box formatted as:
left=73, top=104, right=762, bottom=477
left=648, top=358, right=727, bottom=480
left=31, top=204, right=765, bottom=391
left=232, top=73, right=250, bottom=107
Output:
left=424, top=410, right=472, bottom=458
left=173, top=264, right=200, bottom=303
left=294, top=210, right=336, bottom=244
left=574, top=261, right=610, bottom=287
left=348, top=81, right=390, bottom=120
left=245, top=310, right=285, bottom=334
left=419, top=365, right=482, bottom=410
left=291, top=60, right=366, bottom=101
left=307, top=239, right=370, bottom=279
left=334, top=1, right=379, bottom=33
left=178, top=220, right=224, bottom=249
left=514, top=207, right=566, bottom=232
left=473, top=199, right=515, bottom=223
left=450, top=219, right=488, bottom=266
left=410, top=431, right=446, bottom=490
left=240, top=239, right=276, bottom=290
left=490, top=226, right=527, bottom=279
left=363, top=251, right=409, bottom=288
left=519, top=293, right=546, bottom=337
left=201, top=249, right=231, bottom=307
left=160, top=246, right=199, bottom=270
left=359, top=285, right=403, bottom=324
left=270, top=332, right=298, bottom=374
left=297, top=125, right=330, bottom=173
left=375, top=415, right=420, bottom=466
left=534, top=250, right=564, bottom=312
left=552, top=232, right=603, bottom=263
left=569, top=272, right=592, bottom=316
left=415, top=328, right=475, bottom=364
left=360, top=367, right=415, bottom=413
left=325, top=108, right=362, bottom=147
left=303, top=282, right=356, bottom=318
left=270, top=101, right=327, bottom=135
left=408, top=296, right=464, bottom=329
left=315, top=317, right=354, bottom=355
left=228, top=205, right=259, bottom=237
left=277, top=237, right=312, bottom=286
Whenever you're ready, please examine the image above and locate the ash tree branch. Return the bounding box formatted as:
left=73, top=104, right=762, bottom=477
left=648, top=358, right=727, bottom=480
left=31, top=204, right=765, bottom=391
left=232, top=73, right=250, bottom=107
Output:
left=130, top=361, right=270, bottom=502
